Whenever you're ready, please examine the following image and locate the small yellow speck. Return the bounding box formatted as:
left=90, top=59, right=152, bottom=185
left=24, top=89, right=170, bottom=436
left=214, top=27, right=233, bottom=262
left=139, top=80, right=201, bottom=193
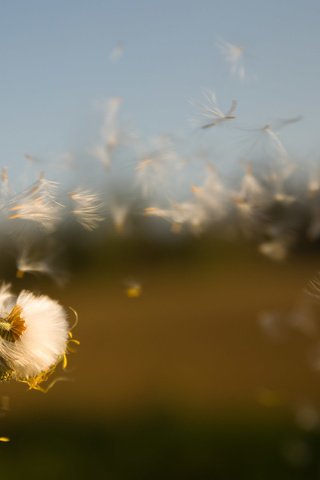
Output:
left=0, top=437, right=10, bottom=442
left=126, top=284, right=142, bottom=298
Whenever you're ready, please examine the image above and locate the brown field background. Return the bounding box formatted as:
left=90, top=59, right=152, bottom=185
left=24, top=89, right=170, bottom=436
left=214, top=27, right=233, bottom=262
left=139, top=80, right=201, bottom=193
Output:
left=3, top=238, right=319, bottom=419
left=2, top=237, right=320, bottom=479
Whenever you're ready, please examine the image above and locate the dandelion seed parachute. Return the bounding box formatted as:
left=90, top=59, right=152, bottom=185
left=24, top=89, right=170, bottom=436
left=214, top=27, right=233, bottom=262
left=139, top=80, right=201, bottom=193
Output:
left=0, top=284, right=72, bottom=389
left=193, top=90, right=237, bottom=129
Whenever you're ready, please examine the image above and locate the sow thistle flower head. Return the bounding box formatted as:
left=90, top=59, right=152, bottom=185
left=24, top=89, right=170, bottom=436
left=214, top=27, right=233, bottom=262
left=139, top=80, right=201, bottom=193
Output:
left=0, top=284, right=77, bottom=391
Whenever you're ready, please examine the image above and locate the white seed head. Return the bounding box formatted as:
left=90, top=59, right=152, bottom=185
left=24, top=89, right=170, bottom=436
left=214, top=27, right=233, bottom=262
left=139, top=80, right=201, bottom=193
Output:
left=0, top=284, right=69, bottom=380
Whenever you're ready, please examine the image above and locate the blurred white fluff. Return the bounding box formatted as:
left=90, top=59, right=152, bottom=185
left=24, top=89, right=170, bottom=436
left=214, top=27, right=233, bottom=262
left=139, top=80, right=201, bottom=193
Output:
left=266, top=164, right=296, bottom=205
left=17, top=251, right=53, bottom=278
left=8, top=177, right=63, bottom=232
left=16, top=247, right=67, bottom=286
left=90, top=97, right=123, bottom=168
left=191, top=165, right=228, bottom=220
left=109, top=202, right=129, bottom=233
left=285, top=298, right=317, bottom=336
left=236, top=165, right=266, bottom=205
left=109, top=42, right=124, bottom=62
left=294, top=404, right=320, bottom=431
left=258, top=222, right=296, bottom=260
left=307, top=164, right=320, bottom=196
left=135, top=135, right=182, bottom=198
left=136, top=155, right=172, bottom=198
left=145, top=201, right=207, bottom=234
left=258, top=238, right=289, bottom=261
left=216, top=38, right=245, bottom=80
left=258, top=301, right=316, bottom=342
left=100, top=97, right=122, bottom=150
left=0, top=284, right=69, bottom=379
left=234, top=199, right=264, bottom=235
left=308, top=343, right=320, bottom=371
left=0, top=168, right=9, bottom=204
left=90, top=145, right=112, bottom=169
left=258, top=310, right=285, bottom=341
left=70, top=188, right=105, bottom=231
left=304, top=272, right=320, bottom=302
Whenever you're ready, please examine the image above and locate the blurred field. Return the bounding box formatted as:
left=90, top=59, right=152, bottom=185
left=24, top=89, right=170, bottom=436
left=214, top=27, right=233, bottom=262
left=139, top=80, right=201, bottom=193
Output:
left=1, top=238, right=320, bottom=478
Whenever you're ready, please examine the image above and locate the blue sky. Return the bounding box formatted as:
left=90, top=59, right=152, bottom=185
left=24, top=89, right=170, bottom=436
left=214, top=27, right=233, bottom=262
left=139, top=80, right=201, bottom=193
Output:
left=0, top=0, right=319, bottom=180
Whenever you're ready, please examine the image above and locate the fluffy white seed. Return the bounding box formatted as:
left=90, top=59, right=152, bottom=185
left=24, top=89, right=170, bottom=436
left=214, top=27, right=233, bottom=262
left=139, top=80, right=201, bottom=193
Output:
left=0, top=284, right=69, bottom=379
